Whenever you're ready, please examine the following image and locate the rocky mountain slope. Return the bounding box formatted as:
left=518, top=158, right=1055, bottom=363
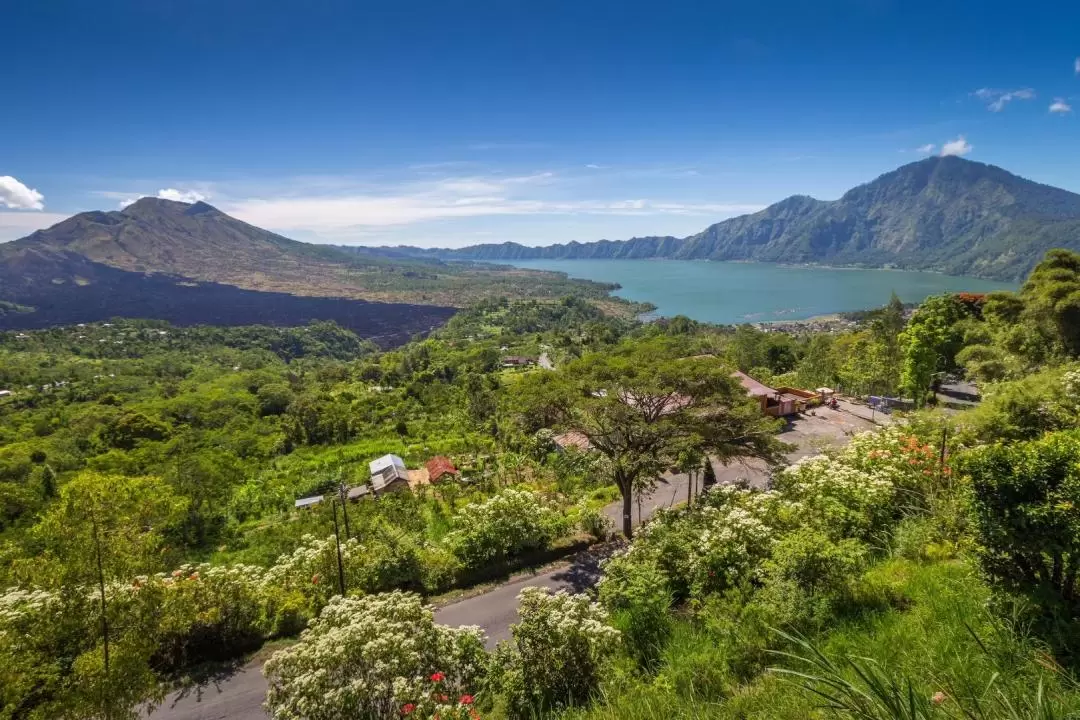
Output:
left=435, top=157, right=1080, bottom=280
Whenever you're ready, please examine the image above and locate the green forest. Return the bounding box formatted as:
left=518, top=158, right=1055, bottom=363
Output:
left=7, top=250, right=1080, bottom=719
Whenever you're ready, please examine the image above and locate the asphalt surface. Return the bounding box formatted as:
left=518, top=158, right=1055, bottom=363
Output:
left=146, top=407, right=877, bottom=720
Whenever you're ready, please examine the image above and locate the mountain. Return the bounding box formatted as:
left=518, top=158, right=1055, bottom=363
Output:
left=0, top=198, right=609, bottom=342
left=434, top=157, right=1080, bottom=280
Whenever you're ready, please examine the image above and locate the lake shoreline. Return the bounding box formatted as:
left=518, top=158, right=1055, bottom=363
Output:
left=506, top=258, right=1015, bottom=326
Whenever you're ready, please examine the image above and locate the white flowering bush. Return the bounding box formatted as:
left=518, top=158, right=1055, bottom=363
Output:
left=601, top=428, right=938, bottom=609
left=263, top=591, right=487, bottom=720
left=445, top=489, right=569, bottom=571
left=490, top=588, right=620, bottom=718
left=600, top=486, right=777, bottom=603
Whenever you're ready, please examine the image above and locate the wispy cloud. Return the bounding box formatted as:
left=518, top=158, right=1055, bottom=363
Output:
left=915, top=143, right=936, bottom=154
left=0, top=176, right=45, bottom=210
left=189, top=171, right=764, bottom=239
left=1075, top=57, right=1080, bottom=75
left=1050, top=98, right=1073, bottom=114
left=973, top=87, right=1036, bottom=112
left=940, top=136, right=973, bottom=157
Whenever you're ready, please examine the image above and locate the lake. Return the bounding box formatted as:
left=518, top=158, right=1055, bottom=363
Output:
left=508, top=259, right=1017, bottom=325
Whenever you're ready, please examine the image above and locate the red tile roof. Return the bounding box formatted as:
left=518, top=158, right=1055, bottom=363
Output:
left=425, top=456, right=459, bottom=482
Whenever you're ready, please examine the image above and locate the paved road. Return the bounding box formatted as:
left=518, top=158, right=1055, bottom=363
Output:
left=147, top=408, right=876, bottom=719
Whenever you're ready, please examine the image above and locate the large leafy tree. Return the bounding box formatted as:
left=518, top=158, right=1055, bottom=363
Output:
left=514, top=340, right=783, bottom=537
left=899, top=294, right=965, bottom=405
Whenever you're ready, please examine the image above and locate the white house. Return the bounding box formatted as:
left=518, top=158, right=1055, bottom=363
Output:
left=369, top=454, right=409, bottom=493
left=0, top=390, right=12, bottom=398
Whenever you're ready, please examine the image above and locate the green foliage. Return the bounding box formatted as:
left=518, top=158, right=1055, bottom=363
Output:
left=900, top=294, right=965, bottom=404
left=962, top=431, right=1080, bottom=648
left=491, top=588, right=621, bottom=718
left=446, top=489, right=569, bottom=571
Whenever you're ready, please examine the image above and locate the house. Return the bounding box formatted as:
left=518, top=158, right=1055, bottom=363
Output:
left=732, top=371, right=801, bottom=417
left=0, top=390, right=12, bottom=398
left=369, top=454, right=410, bottom=493
left=501, top=355, right=536, bottom=368
left=425, top=456, right=459, bottom=483
left=294, top=495, right=324, bottom=509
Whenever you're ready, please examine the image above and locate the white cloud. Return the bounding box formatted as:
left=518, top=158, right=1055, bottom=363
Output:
left=940, top=136, right=973, bottom=157
left=157, top=188, right=207, bottom=204
left=0, top=176, right=45, bottom=210
left=585, top=164, right=603, bottom=169
left=973, top=87, right=1036, bottom=112
left=1050, top=98, right=1073, bottom=114
left=118, top=188, right=209, bottom=209
left=1075, top=57, right=1080, bottom=75
left=915, top=143, right=936, bottom=154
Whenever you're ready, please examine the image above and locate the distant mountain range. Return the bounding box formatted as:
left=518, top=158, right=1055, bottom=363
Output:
left=0, top=198, right=605, bottom=341
left=383, top=157, right=1080, bottom=281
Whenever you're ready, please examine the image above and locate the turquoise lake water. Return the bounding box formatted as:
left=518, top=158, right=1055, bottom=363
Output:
left=508, top=259, right=1017, bottom=325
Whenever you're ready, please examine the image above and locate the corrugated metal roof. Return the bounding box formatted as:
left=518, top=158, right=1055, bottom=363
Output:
left=369, top=454, right=406, bottom=475
left=732, top=371, right=776, bottom=397
left=294, top=495, right=324, bottom=508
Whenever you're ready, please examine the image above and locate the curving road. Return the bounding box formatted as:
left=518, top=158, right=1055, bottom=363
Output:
left=147, top=407, right=875, bottom=719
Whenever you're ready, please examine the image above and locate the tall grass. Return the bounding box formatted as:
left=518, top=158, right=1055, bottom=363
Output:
left=563, top=557, right=1080, bottom=720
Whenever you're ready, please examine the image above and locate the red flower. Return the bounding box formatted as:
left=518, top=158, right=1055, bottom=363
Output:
left=312, top=574, right=320, bottom=585
left=430, top=672, right=445, bottom=683
left=459, top=695, right=474, bottom=705
left=401, top=703, right=416, bottom=716
left=469, top=710, right=481, bottom=720
left=437, top=694, right=449, bottom=703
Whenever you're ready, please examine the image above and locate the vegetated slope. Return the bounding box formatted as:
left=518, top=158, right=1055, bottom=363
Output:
left=436, top=157, right=1080, bottom=280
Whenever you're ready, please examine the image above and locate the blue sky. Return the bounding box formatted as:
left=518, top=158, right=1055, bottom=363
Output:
left=1, top=0, right=1078, bottom=247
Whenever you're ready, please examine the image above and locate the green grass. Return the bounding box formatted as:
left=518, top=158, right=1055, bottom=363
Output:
left=566, top=555, right=1080, bottom=720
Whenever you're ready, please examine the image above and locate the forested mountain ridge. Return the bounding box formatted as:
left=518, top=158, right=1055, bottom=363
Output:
left=429, top=157, right=1080, bottom=280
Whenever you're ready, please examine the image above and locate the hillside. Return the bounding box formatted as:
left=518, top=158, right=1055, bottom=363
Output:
left=0, top=198, right=618, bottom=338
left=435, top=157, right=1080, bottom=280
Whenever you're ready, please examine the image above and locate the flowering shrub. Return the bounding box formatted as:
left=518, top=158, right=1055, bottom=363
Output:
left=445, top=489, right=569, bottom=570
left=263, top=591, right=487, bottom=720
left=601, top=487, right=776, bottom=603
left=601, top=428, right=938, bottom=609
left=490, top=588, right=620, bottom=718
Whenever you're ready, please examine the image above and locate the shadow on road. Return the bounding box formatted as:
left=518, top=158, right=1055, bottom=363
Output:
left=548, top=542, right=624, bottom=594
left=159, top=657, right=252, bottom=708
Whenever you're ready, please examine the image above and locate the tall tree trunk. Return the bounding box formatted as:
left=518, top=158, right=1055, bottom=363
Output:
left=616, top=470, right=634, bottom=539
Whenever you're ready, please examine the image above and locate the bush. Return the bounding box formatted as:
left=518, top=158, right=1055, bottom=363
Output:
left=961, top=431, right=1080, bottom=648
left=264, top=592, right=487, bottom=720
left=446, top=489, right=569, bottom=571
left=491, top=588, right=620, bottom=718
left=575, top=500, right=613, bottom=542
left=602, top=561, right=672, bottom=671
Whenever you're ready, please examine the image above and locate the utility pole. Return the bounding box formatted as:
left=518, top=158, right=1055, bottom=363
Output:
left=337, top=482, right=352, bottom=540
left=90, top=510, right=111, bottom=720
left=331, top=499, right=346, bottom=596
